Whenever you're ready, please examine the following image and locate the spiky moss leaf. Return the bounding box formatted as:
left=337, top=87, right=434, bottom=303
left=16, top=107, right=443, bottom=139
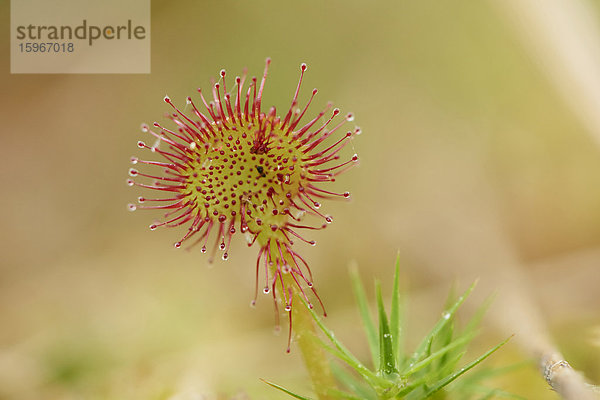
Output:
left=458, top=361, right=529, bottom=387
left=300, top=296, right=387, bottom=389
left=431, top=281, right=462, bottom=375
left=403, top=335, right=474, bottom=377
left=331, top=363, right=378, bottom=400
left=435, top=285, right=490, bottom=378
left=450, top=363, right=529, bottom=400
left=423, top=335, right=513, bottom=398
left=262, top=379, right=313, bottom=400
left=390, top=254, right=404, bottom=364
left=288, top=269, right=515, bottom=400
left=376, top=281, right=398, bottom=377
left=395, top=376, right=430, bottom=398
left=462, top=295, right=494, bottom=340
left=350, top=266, right=379, bottom=368
left=408, top=281, right=477, bottom=369
left=434, top=323, right=464, bottom=381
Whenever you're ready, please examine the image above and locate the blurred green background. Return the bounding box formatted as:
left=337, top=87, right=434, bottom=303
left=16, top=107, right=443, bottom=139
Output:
left=2, top=0, right=600, bottom=399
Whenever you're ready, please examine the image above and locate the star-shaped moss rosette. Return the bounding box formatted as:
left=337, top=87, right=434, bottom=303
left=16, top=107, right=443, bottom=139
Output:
left=127, top=59, right=359, bottom=349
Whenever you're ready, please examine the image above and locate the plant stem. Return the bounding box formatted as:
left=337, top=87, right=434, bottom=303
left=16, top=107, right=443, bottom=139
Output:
left=292, top=289, right=337, bottom=400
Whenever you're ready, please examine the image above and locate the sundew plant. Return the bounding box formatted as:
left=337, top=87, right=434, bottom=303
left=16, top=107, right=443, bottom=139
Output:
left=127, top=59, right=510, bottom=399
left=128, top=58, right=359, bottom=350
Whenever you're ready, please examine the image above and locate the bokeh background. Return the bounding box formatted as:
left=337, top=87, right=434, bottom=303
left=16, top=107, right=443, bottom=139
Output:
left=2, top=0, right=600, bottom=399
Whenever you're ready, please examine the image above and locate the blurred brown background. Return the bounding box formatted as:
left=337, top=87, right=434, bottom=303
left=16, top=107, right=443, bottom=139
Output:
left=2, top=0, right=600, bottom=399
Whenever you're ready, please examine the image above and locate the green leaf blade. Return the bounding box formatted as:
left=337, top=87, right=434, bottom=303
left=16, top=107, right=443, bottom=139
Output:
left=376, top=281, right=398, bottom=377
left=390, top=253, right=404, bottom=364
left=350, top=266, right=379, bottom=368
left=261, top=379, right=313, bottom=400
left=423, top=335, right=513, bottom=398
left=409, top=281, right=477, bottom=367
